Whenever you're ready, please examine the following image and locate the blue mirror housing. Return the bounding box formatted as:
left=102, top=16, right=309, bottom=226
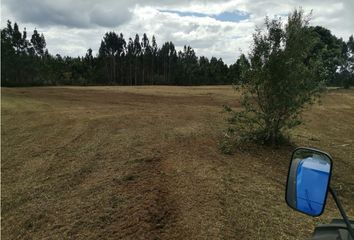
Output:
left=286, top=147, right=332, bottom=216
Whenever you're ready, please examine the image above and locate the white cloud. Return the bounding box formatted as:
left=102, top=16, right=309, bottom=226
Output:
left=1, top=0, right=353, bottom=65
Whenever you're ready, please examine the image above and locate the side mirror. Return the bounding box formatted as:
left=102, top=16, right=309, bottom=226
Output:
left=286, top=147, right=333, bottom=216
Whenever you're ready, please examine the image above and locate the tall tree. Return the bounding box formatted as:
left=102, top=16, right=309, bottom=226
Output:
left=309, top=26, right=346, bottom=86
left=1, top=21, right=16, bottom=85
left=228, top=54, right=250, bottom=84
left=12, top=23, right=23, bottom=53
left=141, top=33, right=151, bottom=85
left=133, top=34, right=141, bottom=85
left=177, top=45, right=197, bottom=85
left=98, top=31, right=125, bottom=83
left=31, top=29, right=46, bottom=56
left=126, top=38, right=134, bottom=85
left=151, top=35, right=158, bottom=84
left=338, top=35, right=354, bottom=88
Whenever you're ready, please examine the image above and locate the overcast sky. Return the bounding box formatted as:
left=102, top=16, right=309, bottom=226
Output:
left=1, top=0, right=353, bottom=64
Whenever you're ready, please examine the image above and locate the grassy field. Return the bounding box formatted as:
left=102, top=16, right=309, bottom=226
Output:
left=1, top=86, right=354, bottom=239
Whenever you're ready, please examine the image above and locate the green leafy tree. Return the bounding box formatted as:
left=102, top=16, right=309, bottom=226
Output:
left=338, top=35, right=354, bottom=88
left=12, top=23, right=23, bottom=53
left=141, top=33, right=151, bottom=85
left=309, top=26, right=346, bottom=86
left=158, top=42, right=177, bottom=84
left=133, top=34, right=142, bottom=85
left=1, top=21, right=16, bottom=85
left=348, top=35, right=354, bottom=71
left=176, top=45, right=197, bottom=85
left=98, top=32, right=126, bottom=84
left=83, top=48, right=95, bottom=84
left=197, top=56, right=210, bottom=84
left=126, top=37, right=134, bottom=85
left=228, top=54, right=250, bottom=84
left=225, top=9, right=325, bottom=145
left=31, top=29, right=46, bottom=56
left=151, top=35, right=158, bottom=84
left=209, top=57, right=228, bottom=84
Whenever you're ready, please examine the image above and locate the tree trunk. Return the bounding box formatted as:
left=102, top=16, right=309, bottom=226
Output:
left=129, top=60, right=132, bottom=85
left=135, top=58, right=137, bottom=85
left=151, top=58, right=154, bottom=85
left=142, top=58, right=145, bottom=85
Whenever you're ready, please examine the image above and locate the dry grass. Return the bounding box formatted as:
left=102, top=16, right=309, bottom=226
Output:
left=1, top=86, right=353, bottom=240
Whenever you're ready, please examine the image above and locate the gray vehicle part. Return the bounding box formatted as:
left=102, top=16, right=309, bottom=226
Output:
left=311, top=219, right=354, bottom=240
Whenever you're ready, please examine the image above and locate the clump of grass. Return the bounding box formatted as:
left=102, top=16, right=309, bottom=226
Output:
left=121, top=174, right=136, bottom=181
left=130, top=156, right=159, bottom=164
left=218, top=138, right=234, bottom=155
left=110, top=196, right=124, bottom=208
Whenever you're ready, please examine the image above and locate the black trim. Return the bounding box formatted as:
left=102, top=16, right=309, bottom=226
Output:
left=285, top=147, right=333, bottom=217
left=329, top=187, right=354, bottom=238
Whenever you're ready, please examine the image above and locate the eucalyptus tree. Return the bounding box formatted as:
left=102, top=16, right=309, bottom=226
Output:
left=151, top=35, right=158, bottom=84
left=98, top=31, right=126, bottom=83
left=141, top=33, right=151, bottom=85
left=133, top=34, right=141, bottom=85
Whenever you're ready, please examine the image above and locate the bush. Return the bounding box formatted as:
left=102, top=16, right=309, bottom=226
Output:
left=224, top=9, right=325, bottom=146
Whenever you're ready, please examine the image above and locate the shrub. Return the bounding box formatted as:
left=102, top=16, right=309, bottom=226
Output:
left=225, top=9, right=325, bottom=146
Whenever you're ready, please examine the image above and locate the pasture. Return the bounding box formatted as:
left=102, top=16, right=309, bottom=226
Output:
left=1, top=86, right=354, bottom=239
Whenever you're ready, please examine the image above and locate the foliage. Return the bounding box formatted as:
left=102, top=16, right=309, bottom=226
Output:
left=228, top=54, right=250, bottom=84
left=225, top=10, right=327, bottom=146
left=1, top=19, right=353, bottom=88
left=1, top=21, right=234, bottom=87
left=338, top=35, right=354, bottom=88
left=309, top=26, right=347, bottom=86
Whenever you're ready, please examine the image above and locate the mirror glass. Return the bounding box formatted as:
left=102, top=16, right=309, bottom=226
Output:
left=286, top=148, right=332, bottom=216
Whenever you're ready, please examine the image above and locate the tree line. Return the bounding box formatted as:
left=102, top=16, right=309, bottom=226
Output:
left=1, top=20, right=353, bottom=87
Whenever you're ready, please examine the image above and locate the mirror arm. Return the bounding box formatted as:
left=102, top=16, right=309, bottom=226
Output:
left=329, top=186, right=354, bottom=239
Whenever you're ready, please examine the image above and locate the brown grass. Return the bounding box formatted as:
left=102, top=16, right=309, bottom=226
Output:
left=1, top=86, right=353, bottom=239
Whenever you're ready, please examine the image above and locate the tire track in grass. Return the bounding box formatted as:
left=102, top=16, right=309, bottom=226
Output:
left=106, top=154, right=176, bottom=239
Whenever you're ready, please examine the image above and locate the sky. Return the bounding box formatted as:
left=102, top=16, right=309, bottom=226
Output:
left=1, top=0, right=354, bottom=65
